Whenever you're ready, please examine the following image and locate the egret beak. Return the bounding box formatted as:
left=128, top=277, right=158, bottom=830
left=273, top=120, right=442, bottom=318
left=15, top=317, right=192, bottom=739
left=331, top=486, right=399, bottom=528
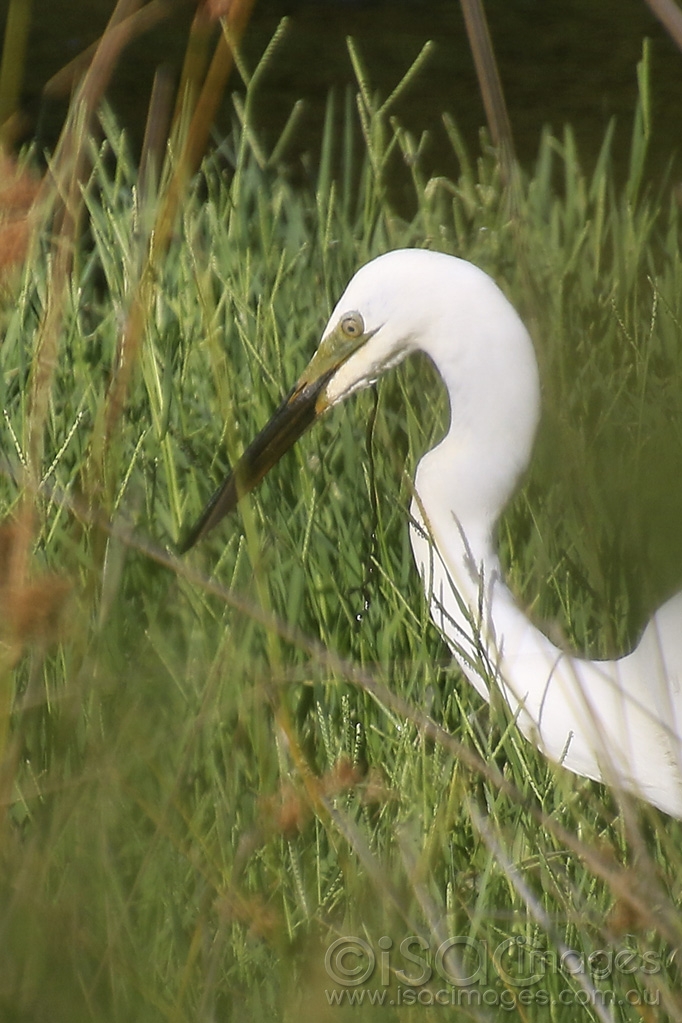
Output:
left=179, top=319, right=369, bottom=552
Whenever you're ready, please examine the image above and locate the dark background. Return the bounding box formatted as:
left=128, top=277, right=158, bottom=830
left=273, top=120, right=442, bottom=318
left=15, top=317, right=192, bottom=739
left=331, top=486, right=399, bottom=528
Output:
left=3, top=0, right=682, bottom=179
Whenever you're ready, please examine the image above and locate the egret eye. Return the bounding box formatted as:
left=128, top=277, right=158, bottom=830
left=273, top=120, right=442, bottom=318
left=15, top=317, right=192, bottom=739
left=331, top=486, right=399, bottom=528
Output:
left=340, top=311, right=364, bottom=338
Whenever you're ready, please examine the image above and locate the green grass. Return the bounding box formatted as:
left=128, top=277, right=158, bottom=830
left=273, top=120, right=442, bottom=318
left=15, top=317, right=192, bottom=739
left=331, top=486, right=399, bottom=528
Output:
left=1, top=43, right=682, bottom=1023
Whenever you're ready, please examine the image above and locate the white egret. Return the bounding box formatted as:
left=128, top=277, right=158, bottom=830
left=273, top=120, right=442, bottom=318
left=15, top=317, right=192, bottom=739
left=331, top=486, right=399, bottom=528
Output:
left=182, top=249, right=682, bottom=817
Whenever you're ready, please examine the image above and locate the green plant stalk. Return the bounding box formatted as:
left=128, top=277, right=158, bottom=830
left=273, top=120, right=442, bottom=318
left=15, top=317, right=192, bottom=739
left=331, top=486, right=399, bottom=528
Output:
left=154, top=0, right=258, bottom=250
left=170, top=4, right=217, bottom=133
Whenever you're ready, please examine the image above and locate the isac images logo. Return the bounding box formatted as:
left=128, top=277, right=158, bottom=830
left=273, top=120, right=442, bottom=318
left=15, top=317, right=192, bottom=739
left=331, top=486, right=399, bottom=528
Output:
left=323, top=934, right=669, bottom=1010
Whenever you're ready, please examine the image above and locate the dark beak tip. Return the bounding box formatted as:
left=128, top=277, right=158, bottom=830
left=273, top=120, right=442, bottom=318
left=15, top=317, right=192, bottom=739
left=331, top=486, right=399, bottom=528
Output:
left=176, top=531, right=196, bottom=556
left=177, top=478, right=237, bottom=555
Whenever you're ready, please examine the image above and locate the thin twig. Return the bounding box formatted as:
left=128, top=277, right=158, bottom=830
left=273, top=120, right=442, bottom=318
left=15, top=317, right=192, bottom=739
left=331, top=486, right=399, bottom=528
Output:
left=642, top=0, right=682, bottom=52
left=459, top=0, right=516, bottom=183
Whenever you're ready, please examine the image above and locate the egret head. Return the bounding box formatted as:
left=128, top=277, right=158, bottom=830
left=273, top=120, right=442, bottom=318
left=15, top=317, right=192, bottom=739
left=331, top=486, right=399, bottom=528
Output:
left=180, top=248, right=540, bottom=551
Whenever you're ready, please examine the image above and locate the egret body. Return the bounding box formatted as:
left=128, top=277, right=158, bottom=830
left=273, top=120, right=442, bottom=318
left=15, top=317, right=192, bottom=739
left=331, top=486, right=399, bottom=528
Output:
left=182, top=249, right=682, bottom=817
